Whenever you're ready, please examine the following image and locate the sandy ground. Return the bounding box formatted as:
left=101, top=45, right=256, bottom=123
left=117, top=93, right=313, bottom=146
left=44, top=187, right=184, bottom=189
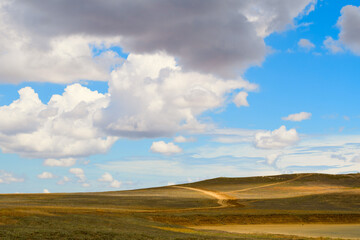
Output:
left=192, top=224, right=360, bottom=239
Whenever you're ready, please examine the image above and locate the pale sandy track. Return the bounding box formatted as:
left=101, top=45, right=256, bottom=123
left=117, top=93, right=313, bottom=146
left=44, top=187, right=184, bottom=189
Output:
left=173, top=186, right=237, bottom=207
left=226, top=173, right=314, bottom=194
left=172, top=174, right=314, bottom=208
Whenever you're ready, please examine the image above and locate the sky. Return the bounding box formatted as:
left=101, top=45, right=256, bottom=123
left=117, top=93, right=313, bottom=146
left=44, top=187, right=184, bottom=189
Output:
left=0, top=0, right=360, bottom=193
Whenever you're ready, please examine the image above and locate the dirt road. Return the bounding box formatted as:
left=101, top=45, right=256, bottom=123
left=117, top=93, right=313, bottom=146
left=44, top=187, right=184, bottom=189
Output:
left=227, top=173, right=314, bottom=194
left=173, top=186, right=237, bottom=207
left=172, top=174, right=315, bottom=208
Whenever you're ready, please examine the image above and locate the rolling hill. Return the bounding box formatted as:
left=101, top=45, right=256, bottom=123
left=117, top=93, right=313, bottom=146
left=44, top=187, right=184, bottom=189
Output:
left=1, top=173, right=360, bottom=239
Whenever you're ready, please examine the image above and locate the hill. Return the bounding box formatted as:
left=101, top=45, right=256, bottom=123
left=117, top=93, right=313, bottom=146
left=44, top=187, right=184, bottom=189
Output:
left=0, top=173, right=360, bottom=239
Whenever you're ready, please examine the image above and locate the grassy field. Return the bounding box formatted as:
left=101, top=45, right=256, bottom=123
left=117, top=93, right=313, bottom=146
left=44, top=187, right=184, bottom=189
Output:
left=1, top=173, right=360, bottom=239
left=193, top=224, right=360, bottom=239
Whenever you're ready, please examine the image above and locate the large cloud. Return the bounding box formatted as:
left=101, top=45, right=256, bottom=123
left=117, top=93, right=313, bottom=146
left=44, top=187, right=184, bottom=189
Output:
left=337, top=5, right=360, bottom=55
left=0, top=0, right=316, bottom=159
left=97, top=52, right=257, bottom=138
left=0, top=84, right=116, bottom=159
left=1, top=0, right=315, bottom=80
left=326, top=5, right=360, bottom=55
left=0, top=3, right=122, bottom=83
left=0, top=53, right=256, bottom=158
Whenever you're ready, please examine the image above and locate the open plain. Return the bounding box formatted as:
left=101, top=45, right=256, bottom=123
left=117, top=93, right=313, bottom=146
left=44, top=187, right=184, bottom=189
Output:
left=1, top=173, right=360, bottom=239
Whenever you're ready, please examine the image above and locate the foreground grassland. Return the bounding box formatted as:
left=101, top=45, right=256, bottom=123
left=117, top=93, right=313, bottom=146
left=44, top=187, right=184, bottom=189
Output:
left=1, top=173, right=360, bottom=239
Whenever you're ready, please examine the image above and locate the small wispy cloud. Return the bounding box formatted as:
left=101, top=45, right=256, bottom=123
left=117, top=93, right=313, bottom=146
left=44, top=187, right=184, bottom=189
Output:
left=298, top=38, right=315, bottom=50
left=44, top=158, right=77, bottom=167
left=37, top=172, right=55, bottom=179
left=282, top=112, right=312, bottom=122
left=0, top=171, right=24, bottom=184
left=323, top=36, right=344, bottom=54
left=69, top=168, right=86, bottom=182
left=173, top=136, right=196, bottom=143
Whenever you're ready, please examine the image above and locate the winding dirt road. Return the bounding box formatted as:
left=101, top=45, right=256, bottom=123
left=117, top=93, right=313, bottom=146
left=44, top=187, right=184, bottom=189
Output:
left=172, top=186, right=237, bottom=207
left=172, top=174, right=315, bottom=209
left=226, top=173, right=314, bottom=194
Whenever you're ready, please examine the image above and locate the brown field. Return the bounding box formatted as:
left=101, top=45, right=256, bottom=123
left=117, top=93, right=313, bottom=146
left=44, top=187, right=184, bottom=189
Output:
left=1, top=173, right=360, bottom=239
left=193, top=224, right=360, bottom=239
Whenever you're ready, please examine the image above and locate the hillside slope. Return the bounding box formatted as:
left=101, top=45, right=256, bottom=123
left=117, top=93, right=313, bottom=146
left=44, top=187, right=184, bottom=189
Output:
left=1, top=173, right=360, bottom=239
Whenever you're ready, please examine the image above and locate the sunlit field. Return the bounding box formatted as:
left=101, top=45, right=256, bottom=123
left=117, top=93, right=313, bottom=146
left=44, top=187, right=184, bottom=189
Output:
left=1, top=173, right=360, bottom=239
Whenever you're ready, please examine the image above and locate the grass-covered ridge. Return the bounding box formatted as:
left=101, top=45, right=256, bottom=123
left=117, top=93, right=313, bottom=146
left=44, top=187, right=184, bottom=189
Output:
left=1, top=173, right=360, bottom=239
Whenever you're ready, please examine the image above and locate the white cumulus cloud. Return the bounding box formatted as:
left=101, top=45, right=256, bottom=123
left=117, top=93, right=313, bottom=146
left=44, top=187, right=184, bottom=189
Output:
left=98, top=172, right=113, bottom=182
left=97, top=52, right=257, bottom=138
left=254, top=126, right=300, bottom=149
left=0, top=84, right=117, bottom=159
left=0, top=53, right=256, bottom=159
left=0, top=0, right=316, bottom=160
left=98, top=172, right=121, bottom=188
left=282, top=112, right=312, bottom=122
left=0, top=0, right=318, bottom=162
left=150, top=141, right=182, bottom=155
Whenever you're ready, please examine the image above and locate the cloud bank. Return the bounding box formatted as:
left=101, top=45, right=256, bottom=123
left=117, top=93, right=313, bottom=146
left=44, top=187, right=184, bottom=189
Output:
left=0, top=0, right=316, bottom=82
left=0, top=1, right=316, bottom=160
left=0, top=53, right=256, bottom=159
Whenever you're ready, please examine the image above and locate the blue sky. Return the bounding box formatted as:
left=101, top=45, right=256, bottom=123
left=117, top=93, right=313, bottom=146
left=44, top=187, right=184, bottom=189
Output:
left=0, top=1, right=360, bottom=193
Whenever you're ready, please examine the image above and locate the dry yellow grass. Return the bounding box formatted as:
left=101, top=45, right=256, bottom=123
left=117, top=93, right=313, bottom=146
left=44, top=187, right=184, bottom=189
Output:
left=192, top=224, right=360, bottom=239
left=1, top=173, right=360, bottom=239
